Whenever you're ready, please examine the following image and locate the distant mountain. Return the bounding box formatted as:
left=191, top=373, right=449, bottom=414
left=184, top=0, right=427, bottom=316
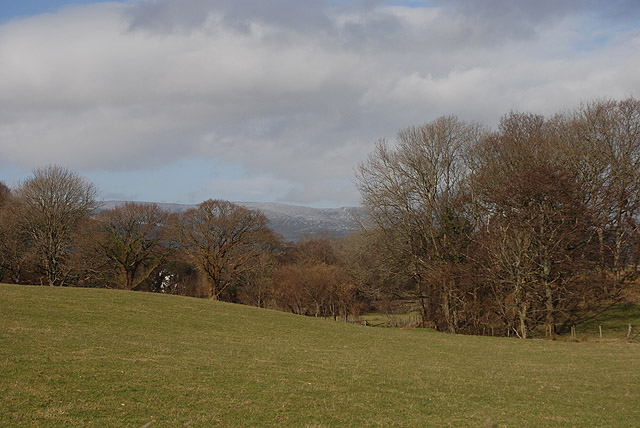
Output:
left=99, top=201, right=364, bottom=241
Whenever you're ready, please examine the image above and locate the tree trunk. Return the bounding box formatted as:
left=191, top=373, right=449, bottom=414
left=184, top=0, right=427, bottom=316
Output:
left=544, top=281, right=555, bottom=337
left=613, top=225, right=623, bottom=289
left=597, top=226, right=608, bottom=295
left=632, top=229, right=640, bottom=279
left=518, top=300, right=530, bottom=339
left=442, top=282, right=457, bottom=334
left=419, top=296, right=427, bottom=328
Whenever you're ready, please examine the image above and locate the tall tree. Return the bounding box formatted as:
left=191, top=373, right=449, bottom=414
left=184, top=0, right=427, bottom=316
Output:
left=470, top=113, right=591, bottom=338
left=13, top=166, right=98, bottom=285
left=476, top=164, right=588, bottom=338
left=0, top=181, right=9, bottom=207
left=177, top=199, right=276, bottom=300
left=0, top=184, right=36, bottom=283
left=235, top=251, right=278, bottom=308
left=334, top=229, right=413, bottom=314
left=355, top=115, right=484, bottom=331
left=565, top=97, right=640, bottom=289
left=96, top=202, right=172, bottom=290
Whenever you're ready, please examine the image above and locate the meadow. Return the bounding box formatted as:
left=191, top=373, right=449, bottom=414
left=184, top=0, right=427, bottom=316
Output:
left=1, top=283, right=639, bottom=427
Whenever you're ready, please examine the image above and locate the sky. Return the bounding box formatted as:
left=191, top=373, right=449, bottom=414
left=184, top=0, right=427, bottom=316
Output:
left=0, top=0, right=638, bottom=207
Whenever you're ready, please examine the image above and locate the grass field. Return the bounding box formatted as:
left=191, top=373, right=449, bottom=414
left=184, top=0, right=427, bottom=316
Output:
left=360, top=305, right=640, bottom=340
left=2, top=284, right=639, bottom=427
left=360, top=311, right=421, bottom=328
left=569, top=304, right=640, bottom=340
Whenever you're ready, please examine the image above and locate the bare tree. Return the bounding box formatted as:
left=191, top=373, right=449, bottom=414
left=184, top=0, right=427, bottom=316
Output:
left=0, top=182, right=11, bottom=281
left=0, top=182, right=9, bottom=207
left=96, top=202, right=172, bottom=290
left=13, top=166, right=99, bottom=286
left=269, top=261, right=358, bottom=320
left=355, top=115, right=485, bottom=331
left=236, top=251, right=278, bottom=308
left=333, top=229, right=410, bottom=305
left=177, top=199, right=276, bottom=300
left=0, top=186, right=37, bottom=283
left=565, top=98, right=640, bottom=289
left=476, top=164, right=588, bottom=338
left=469, top=112, right=592, bottom=338
left=290, top=235, right=338, bottom=265
left=63, top=217, right=111, bottom=287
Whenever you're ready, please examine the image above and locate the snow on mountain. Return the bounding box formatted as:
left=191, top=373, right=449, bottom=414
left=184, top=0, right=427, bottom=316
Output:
left=99, top=201, right=363, bottom=241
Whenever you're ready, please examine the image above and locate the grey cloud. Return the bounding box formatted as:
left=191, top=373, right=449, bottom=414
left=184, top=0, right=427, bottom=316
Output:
left=281, top=180, right=360, bottom=206
left=439, top=0, right=584, bottom=22
left=125, top=0, right=409, bottom=52
left=126, top=0, right=335, bottom=33
left=1, top=1, right=638, bottom=206
left=430, top=0, right=574, bottom=45
left=431, top=0, right=640, bottom=47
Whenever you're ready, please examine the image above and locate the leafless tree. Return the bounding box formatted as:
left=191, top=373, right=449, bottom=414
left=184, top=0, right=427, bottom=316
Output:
left=469, top=112, right=592, bottom=338
left=176, top=199, right=276, bottom=300
left=476, top=164, right=588, bottom=338
left=236, top=251, right=278, bottom=308
left=269, top=261, right=359, bottom=320
left=333, top=229, right=410, bottom=306
left=0, top=182, right=9, bottom=207
left=13, top=166, right=99, bottom=286
left=355, top=115, right=485, bottom=331
left=96, top=202, right=173, bottom=290
left=566, top=98, right=640, bottom=288
left=0, top=186, right=37, bottom=283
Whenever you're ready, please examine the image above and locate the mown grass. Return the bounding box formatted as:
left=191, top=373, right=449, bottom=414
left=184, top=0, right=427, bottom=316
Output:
left=1, top=284, right=639, bottom=427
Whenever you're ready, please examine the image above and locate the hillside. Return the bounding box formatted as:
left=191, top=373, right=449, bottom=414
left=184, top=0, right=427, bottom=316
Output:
left=2, top=284, right=639, bottom=427
left=99, top=201, right=363, bottom=241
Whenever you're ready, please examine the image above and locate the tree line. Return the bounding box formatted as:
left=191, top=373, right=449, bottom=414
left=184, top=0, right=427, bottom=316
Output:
left=1, top=97, right=639, bottom=338
left=0, top=168, right=363, bottom=321
left=356, top=97, right=640, bottom=337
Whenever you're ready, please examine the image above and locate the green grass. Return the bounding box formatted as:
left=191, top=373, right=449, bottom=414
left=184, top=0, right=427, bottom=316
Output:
left=570, top=304, right=640, bottom=340
left=1, top=284, right=639, bottom=427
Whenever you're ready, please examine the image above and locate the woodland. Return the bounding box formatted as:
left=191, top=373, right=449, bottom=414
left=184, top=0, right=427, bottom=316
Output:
left=1, top=97, right=639, bottom=339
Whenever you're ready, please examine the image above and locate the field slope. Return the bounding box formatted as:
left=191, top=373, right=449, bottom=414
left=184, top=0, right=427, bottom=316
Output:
left=1, top=284, right=639, bottom=427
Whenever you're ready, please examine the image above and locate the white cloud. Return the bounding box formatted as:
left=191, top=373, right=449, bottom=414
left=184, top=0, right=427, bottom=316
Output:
left=0, top=1, right=638, bottom=206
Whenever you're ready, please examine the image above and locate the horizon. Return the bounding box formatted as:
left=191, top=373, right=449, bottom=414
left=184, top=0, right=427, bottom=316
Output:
left=99, top=198, right=361, bottom=210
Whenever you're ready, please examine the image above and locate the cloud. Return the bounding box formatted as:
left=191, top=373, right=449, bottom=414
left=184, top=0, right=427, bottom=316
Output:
left=125, top=0, right=341, bottom=34
left=283, top=180, right=361, bottom=207
left=0, top=1, right=638, bottom=206
left=434, top=0, right=640, bottom=35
